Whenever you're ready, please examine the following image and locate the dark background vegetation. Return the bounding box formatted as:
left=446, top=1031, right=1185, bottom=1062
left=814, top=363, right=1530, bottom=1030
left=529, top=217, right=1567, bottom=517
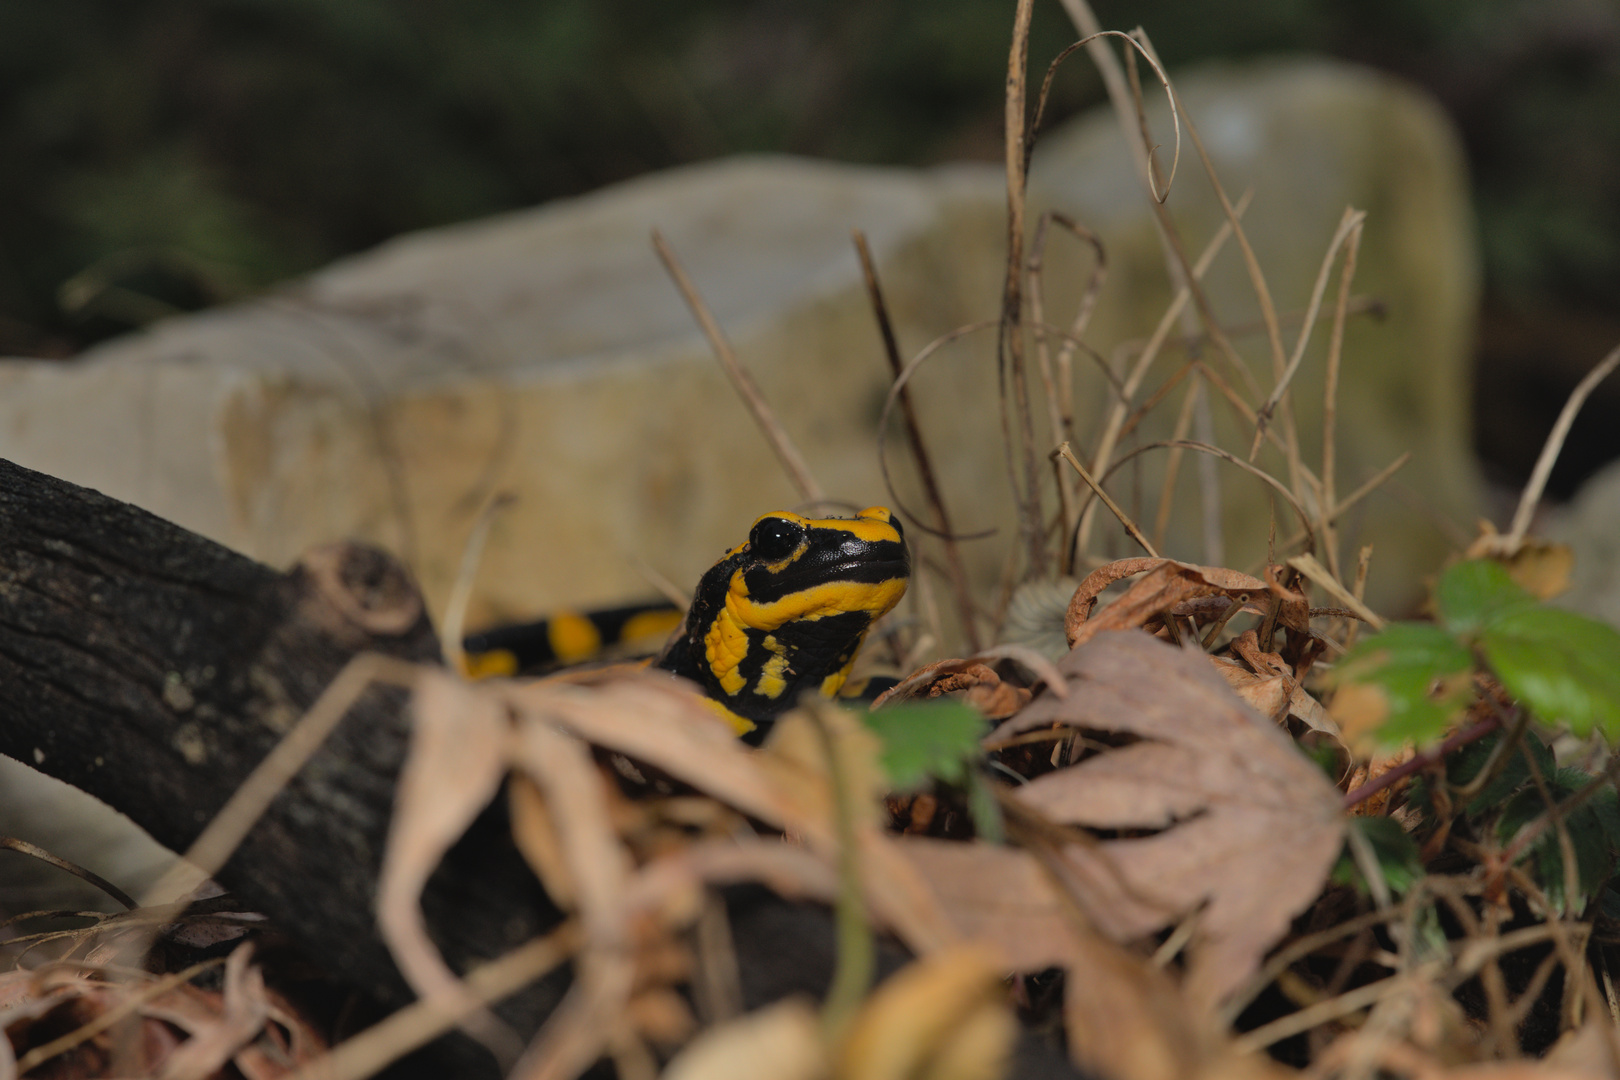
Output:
left=1, top=0, right=1617, bottom=493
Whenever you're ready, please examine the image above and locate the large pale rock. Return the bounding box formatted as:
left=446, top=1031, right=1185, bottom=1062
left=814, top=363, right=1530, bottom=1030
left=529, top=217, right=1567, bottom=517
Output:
left=1550, top=458, right=1620, bottom=629
left=0, top=58, right=1479, bottom=624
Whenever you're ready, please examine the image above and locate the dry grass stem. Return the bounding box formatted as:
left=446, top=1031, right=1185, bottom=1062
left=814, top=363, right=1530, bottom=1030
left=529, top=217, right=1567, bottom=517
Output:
left=1320, top=217, right=1366, bottom=578
left=1056, top=442, right=1159, bottom=558
left=1287, top=553, right=1386, bottom=631
left=1252, top=207, right=1368, bottom=462
left=441, top=492, right=516, bottom=670
left=651, top=229, right=826, bottom=504
left=1074, top=188, right=1252, bottom=554
left=1151, top=377, right=1203, bottom=552
left=1504, top=340, right=1620, bottom=550
left=877, top=321, right=1000, bottom=541
left=0, top=838, right=136, bottom=911
left=288, top=924, right=581, bottom=1080
left=854, top=229, right=981, bottom=651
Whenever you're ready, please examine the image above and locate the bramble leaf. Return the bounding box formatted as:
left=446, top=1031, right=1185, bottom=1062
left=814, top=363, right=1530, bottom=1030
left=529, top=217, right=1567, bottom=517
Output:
left=1329, top=623, right=1474, bottom=748
left=1480, top=607, right=1620, bottom=740
left=1435, top=559, right=1535, bottom=636
left=861, top=701, right=986, bottom=791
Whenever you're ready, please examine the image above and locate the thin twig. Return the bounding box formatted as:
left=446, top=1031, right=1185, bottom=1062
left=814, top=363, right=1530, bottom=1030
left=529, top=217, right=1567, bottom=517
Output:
left=0, top=838, right=136, bottom=911
left=1055, top=442, right=1158, bottom=558
left=854, top=230, right=980, bottom=651
left=1504, top=341, right=1620, bottom=550
left=441, top=492, right=516, bottom=671
left=877, top=321, right=1001, bottom=541
left=1287, top=553, right=1386, bottom=631
left=1341, top=715, right=1501, bottom=810
left=1251, top=208, right=1367, bottom=460
left=1320, top=218, right=1365, bottom=579
left=652, top=229, right=825, bottom=504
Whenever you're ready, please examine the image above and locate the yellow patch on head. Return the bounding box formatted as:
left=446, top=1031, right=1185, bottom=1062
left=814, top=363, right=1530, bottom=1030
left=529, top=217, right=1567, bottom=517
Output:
left=728, top=574, right=908, bottom=634
left=547, top=611, right=603, bottom=664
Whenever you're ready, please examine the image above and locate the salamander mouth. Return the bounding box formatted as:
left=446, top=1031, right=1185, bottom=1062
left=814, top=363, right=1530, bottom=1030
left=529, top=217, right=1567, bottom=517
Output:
left=775, top=557, right=910, bottom=591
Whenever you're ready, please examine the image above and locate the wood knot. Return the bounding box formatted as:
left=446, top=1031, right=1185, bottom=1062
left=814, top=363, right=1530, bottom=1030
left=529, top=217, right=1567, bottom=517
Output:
left=297, top=543, right=424, bottom=638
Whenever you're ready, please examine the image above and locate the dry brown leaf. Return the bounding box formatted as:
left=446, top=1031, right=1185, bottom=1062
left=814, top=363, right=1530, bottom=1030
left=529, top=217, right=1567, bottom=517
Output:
left=894, top=838, right=1089, bottom=973
left=156, top=944, right=270, bottom=1080
left=838, top=945, right=1014, bottom=1080
left=508, top=714, right=637, bottom=1080
left=988, top=630, right=1345, bottom=1011
left=659, top=998, right=826, bottom=1080
left=376, top=668, right=518, bottom=1061
left=1065, top=560, right=1272, bottom=647
left=1062, top=933, right=1209, bottom=1080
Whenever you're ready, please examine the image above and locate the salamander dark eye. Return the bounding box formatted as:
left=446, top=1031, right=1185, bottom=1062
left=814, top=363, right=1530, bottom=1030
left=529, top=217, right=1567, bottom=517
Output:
left=749, top=517, right=803, bottom=561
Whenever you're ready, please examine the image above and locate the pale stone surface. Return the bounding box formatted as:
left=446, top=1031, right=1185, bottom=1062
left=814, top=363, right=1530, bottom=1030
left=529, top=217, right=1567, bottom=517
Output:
left=1550, top=459, right=1620, bottom=629
left=0, top=57, right=1480, bottom=629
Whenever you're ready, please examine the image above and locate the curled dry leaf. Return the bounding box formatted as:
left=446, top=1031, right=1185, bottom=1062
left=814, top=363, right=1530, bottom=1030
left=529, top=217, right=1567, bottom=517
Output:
left=376, top=668, right=519, bottom=1061
left=155, top=943, right=269, bottom=1080
left=1065, top=559, right=1274, bottom=648
left=837, top=944, right=1014, bottom=1080
left=659, top=998, right=825, bottom=1080
left=987, top=631, right=1346, bottom=1011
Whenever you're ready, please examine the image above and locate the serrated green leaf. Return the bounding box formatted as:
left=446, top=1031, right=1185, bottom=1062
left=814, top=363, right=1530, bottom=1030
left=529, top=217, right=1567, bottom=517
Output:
left=1495, top=769, right=1620, bottom=915
left=1480, top=607, right=1620, bottom=740
left=1436, top=559, right=1535, bottom=636
left=860, top=701, right=986, bottom=791
left=1333, top=623, right=1475, bottom=747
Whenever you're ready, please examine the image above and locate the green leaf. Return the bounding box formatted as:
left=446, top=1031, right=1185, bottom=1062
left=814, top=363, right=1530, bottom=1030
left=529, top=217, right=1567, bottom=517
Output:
left=1495, top=768, right=1620, bottom=915
left=1333, top=622, right=1475, bottom=747
left=860, top=701, right=986, bottom=792
left=1435, top=559, right=1535, bottom=636
left=1331, top=815, right=1424, bottom=897
left=1480, top=607, right=1620, bottom=739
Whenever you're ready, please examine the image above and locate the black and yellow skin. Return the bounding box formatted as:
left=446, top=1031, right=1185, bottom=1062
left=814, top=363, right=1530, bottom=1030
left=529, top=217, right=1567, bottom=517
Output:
left=656, top=506, right=910, bottom=743
left=462, top=602, right=683, bottom=678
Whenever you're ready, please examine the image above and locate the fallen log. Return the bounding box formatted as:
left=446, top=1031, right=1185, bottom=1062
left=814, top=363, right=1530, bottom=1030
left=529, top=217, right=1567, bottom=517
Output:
left=0, top=456, right=563, bottom=1073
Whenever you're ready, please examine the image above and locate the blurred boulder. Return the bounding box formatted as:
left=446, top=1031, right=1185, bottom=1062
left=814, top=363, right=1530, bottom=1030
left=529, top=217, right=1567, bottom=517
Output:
left=0, top=57, right=1478, bottom=628
left=1550, top=457, right=1620, bottom=629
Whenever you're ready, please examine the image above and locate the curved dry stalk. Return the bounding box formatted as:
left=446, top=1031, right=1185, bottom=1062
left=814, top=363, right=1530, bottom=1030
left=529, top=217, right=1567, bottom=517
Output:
left=855, top=230, right=980, bottom=652
left=876, top=321, right=1001, bottom=541
left=1101, top=439, right=1318, bottom=555
left=1286, top=553, right=1385, bottom=631
left=1320, top=217, right=1366, bottom=578
left=1073, top=189, right=1252, bottom=553
left=441, top=492, right=516, bottom=670
left=651, top=229, right=826, bottom=505
left=1252, top=207, right=1368, bottom=460
left=1055, top=442, right=1159, bottom=558
left=0, top=838, right=136, bottom=911
left=1503, top=340, right=1620, bottom=550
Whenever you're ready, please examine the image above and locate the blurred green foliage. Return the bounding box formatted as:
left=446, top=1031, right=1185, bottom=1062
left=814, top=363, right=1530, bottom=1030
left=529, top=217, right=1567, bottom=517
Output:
left=1, top=0, right=1616, bottom=356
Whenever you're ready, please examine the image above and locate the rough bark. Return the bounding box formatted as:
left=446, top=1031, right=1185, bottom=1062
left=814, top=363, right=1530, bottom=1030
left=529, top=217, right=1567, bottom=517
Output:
left=0, top=457, right=560, bottom=1073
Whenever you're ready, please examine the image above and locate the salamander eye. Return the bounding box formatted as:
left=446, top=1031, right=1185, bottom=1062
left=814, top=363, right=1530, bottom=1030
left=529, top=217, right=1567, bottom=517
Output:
left=749, top=517, right=803, bottom=562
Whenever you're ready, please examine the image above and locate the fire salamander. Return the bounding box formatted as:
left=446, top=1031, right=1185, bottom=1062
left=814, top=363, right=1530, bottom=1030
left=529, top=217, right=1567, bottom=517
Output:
left=461, top=506, right=909, bottom=743
left=656, top=506, right=909, bottom=743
